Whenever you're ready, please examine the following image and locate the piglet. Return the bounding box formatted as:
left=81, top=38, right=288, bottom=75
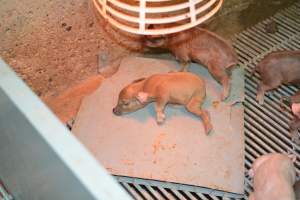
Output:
left=248, top=153, right=297, bottom=200
left=281, top=90, right=300, bottom=144
left=112, top=72, right=212, bottom=134
left=143, top=27, right=238, bottom=101
left=294, top=180, right=300, bottom=200
left=254, top=50, right=300, bottom=104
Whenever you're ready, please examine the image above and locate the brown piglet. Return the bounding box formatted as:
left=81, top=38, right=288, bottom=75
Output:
left=294, top=180, right=300, bottom=200
left=112, top=72, right=212, bottom=134
left=281, top=90, right=300, bottom=144
left=143, top=27, right=238, bottom=101
left=254, top=51, right=300, bottom=104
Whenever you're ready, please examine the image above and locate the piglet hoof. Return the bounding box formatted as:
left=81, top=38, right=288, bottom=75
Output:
left=204, top=123, right=213, bottom=135
left=156, top=113, right=166, bottom=125
left=156, top=119, right=165, bottom=125
left=256, top=95, right=264, bottom=105
left=220, top=93, right=227, bottom=101
left=279, top=104, right=287, bottom=112
left=291, top=131, right=300, bottom=145
left=290, top=130, right=300, bottom=145
left=157, top=120, right=164, bottom=125
left=221, top=89, right=230, bottom=101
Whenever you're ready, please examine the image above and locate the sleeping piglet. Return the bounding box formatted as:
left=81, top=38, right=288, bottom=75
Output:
left=143, top=27, right=238, bottom=101
left=254, top=50, right=300, bottom=105
left=112, top=72, right=212, bottom=134
left=248, top=153, right=297, bottom=200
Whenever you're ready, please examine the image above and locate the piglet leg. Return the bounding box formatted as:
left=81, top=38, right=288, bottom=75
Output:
left=256, top=79, right=282, bottom=105
left=248, top=193, right=255, bottom=200
left=180, top=62, right=189, bottom=72
left=207, top=64, right=230, bottom=100
left=155, top=97, right=167, bottom=125
left=185, top=94, right=212, bottom=134
left=279, top=96, right=290, bottom=111
left=256, top=83, right=266, bottom=105
left=290, top=118, right=300, bottom=144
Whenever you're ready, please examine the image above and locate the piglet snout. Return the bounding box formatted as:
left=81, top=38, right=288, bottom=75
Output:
left=292, top=103, right=300, bottom=118
left=113, top=107, right=122, bottom=116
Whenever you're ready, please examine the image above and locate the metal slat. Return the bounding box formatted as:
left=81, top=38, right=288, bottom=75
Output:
left=238, top=33, right=269, bottom=53
left=145, top=185, right=166, bottom=200
left=183, top=192, right=200, bottom=200
left=133, top=184, right=155, bottom=200
left=169, top=189, right=188, bottom=200
left=121, top=183, right=146, bottom=200
left=195, top=193, right=211, bottom=200
left=233, top=43, right=256, bottom=61
left=158, top=188, right=177, bottom=200
left=244, top=145, right=259, bottom=163
left=232, top=47, right=251, bottom=64
left=281, top=36, right=300, bottom=50
left=245, top=91, right=292, bottom=130
left=245, top=80, right=293, bottom=124
left=276, top=10, right=300, bottom=26
left=246, top=27, right=280, bottom=49
left=245, top=102, right=293, bottom=148
left=235, top=38, right=260, bottom=57
left=241, top=30, right=273, bottom=51
left=254, top=23, right=283, bottom=44
left=274, top=16, right=300, bottom=34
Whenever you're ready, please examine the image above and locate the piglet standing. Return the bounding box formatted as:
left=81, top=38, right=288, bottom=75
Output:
left=248, top=153, right=297, bottom=200
left=112, top=72, right=212, bottom=134
left=143, top=27, right=238, bottom=101
left=254, top=51, right=300, bottom=104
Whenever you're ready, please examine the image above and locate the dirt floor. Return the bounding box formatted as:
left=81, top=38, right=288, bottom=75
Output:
left=0, top=0, right=297, bottom=123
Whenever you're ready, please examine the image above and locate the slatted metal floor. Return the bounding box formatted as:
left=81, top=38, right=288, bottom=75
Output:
left=116, top=1, right=300, bottom=199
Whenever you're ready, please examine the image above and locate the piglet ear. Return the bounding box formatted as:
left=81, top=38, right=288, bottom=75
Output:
left=136, top=92, right=149, bottom=103
left=292, top=103, right=300, bottom=118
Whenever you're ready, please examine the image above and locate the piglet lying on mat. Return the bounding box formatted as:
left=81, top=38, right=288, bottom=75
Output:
left=113, top=72, right=212, bottom=134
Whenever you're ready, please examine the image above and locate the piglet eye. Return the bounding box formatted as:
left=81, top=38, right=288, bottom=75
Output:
left=124, top=102, right=130, bottom=106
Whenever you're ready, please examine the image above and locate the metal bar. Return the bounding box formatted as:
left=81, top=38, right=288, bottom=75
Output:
left=133, top=184, right=154, bottom=200
left=158, top=188, right=177, bottom=200
left=169, top=189, right=188, bottom=200
left=238, top=33, right=268, bottom=54
left=183, top=191, right=200, bottom=200
left=145, top=185, right=166, bottom=200
left=195, top=193, right=211, bottom=200
left=0, top=59, right=132, bottom=200
left=121, top=183, right=145, bottom=200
